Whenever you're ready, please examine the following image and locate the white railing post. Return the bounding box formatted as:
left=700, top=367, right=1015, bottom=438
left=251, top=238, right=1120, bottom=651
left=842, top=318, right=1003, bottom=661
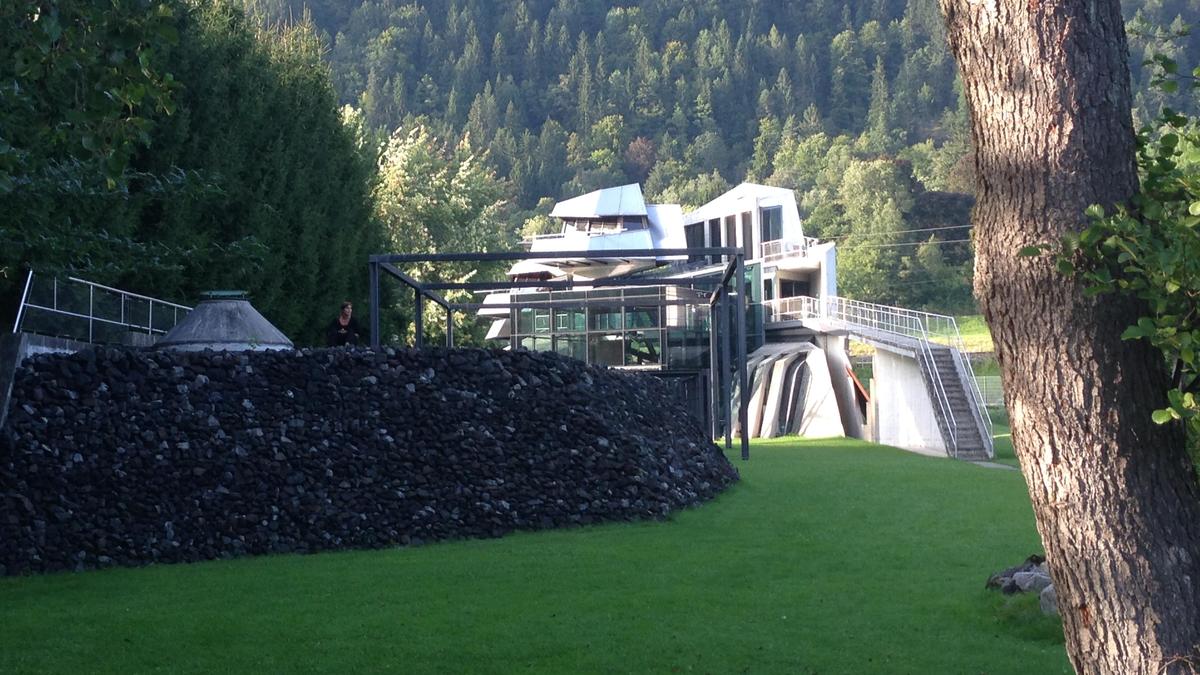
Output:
left=12, top=269, right=34, bottom=333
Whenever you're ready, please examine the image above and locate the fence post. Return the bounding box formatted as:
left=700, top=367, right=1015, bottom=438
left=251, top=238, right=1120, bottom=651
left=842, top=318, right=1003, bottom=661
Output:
left=88, top=285, right=94, bottom=343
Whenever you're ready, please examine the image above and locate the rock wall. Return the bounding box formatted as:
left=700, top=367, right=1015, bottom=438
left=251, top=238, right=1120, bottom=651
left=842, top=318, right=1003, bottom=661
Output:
left=0, top=347, right=737, bottom=575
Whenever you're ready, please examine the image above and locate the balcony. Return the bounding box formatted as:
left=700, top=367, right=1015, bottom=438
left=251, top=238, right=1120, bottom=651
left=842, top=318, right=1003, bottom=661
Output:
left=759, top=237, right=821, bottom=264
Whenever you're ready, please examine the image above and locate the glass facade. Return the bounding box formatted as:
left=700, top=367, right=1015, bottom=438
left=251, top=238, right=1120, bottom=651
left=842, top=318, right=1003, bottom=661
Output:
left=508, top=286, right=711, bottom=369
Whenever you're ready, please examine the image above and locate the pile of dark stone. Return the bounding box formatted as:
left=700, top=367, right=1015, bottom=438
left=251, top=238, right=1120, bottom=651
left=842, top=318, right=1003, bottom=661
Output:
left=0, top=346, right=738, bottom=575
left=986, top=554, right=1058, bottom=615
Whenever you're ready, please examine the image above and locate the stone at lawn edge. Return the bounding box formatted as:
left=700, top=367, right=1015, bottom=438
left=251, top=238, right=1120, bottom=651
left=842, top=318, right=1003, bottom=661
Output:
left=1013, top=571, right=1053, bottom=594
left=1040, top=584, right=1059, bottom=616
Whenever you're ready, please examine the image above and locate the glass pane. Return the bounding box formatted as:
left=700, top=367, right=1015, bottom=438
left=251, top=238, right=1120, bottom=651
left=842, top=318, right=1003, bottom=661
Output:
left=624, top=331, right=662, bottom=366
left=588, top=333, right=624, bottom=366
left=517, top=308, right=535, bottom=334
left=554, top=334, right=587, bottom=361
left=624, top=306, right=659, bottom=329
left=554, top=308, right=585, bottom=332
left=588, top=307, right=623, bottom=331
left=760, top=206, right=782, bottom=242
left=520, top=336, right=551, bottom=352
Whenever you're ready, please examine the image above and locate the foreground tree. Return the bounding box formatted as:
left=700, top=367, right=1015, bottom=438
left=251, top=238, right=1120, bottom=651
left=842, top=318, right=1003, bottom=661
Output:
left=939, top=0, right=1200, bottom=672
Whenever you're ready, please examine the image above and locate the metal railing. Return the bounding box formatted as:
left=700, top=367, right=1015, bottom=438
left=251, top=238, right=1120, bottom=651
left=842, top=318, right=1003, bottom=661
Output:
left=759, top=237, right=821, bottom=263
left=761, top=295, right=820, bottom=322
left=12, top=271, right=191, bottom=344
left=761, top=294, right=994, bottom=457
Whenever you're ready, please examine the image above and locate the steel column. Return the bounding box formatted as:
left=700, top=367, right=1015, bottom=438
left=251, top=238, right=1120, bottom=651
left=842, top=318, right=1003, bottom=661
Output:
left=735, top=254, right=749, bottom=461
left=719, top=288, right=732, bottom=450
left=708, top=294, right=719, bottom=442
left=414, top=289, right=424, bottom=349
left=369, top=261, right=380, bottom=349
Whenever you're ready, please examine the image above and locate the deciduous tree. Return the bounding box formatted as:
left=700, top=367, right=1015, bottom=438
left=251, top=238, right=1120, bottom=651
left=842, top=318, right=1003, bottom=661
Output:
left=939, top=0, right=1200, bottom=670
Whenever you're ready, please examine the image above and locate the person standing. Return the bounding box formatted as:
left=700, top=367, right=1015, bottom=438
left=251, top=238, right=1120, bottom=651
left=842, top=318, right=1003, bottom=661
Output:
left=326, top=301, right=361, bottom=347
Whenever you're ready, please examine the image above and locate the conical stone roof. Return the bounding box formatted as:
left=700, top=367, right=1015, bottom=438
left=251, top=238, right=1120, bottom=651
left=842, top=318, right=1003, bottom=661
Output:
left=156, top=294, right=292, bottom=352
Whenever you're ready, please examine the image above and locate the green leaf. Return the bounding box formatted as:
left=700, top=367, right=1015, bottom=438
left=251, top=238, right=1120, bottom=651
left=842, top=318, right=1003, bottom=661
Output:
left=1121, top=325, right=1146, bottom=340
left=1151, top=409, right=1174, bottom=424
left=1189, top=201, right=1200, bottom=216
left=1056, top=258, right=1075, bottom=275
left=1017, top=245, right=1044, bottom=257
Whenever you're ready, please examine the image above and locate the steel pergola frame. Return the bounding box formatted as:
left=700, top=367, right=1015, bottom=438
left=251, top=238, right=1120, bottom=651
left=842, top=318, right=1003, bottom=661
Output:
left=368, top=247, right=750, bottom=460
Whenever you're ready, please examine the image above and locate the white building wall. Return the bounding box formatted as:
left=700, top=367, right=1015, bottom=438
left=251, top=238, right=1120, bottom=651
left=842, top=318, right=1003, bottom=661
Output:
left=872, top=350, right=948, bottom=456
left=682, top=183, right=804, bottom=259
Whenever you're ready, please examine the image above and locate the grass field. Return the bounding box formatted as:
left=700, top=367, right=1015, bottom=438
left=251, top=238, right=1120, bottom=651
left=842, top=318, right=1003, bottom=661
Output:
left=0, top=439, right=1067, bottom=674
left=953, top=315, right=995, bottom=354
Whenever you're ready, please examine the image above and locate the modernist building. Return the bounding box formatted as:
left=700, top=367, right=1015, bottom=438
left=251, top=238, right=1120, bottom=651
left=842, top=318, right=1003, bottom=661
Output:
left=480, top=182, right=993, bottom=461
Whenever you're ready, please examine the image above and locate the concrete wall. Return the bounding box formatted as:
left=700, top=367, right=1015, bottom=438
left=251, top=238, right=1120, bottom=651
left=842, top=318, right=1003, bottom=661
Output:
left=795, top=347, right=846, bottom=438
left=872, top=349, right=947, bottom=456
left=816, top=334, right=863, bottom=439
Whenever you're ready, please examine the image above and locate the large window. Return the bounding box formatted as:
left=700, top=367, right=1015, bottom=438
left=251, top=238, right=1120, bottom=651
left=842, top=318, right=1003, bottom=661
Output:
left=780, top=279, right=810, bottom=298
left=760, top=206, right=782, bottom=243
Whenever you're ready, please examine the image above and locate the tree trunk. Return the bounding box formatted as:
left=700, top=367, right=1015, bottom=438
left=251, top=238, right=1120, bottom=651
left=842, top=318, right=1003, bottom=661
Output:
left=939, top=0, right=1200, bottom=672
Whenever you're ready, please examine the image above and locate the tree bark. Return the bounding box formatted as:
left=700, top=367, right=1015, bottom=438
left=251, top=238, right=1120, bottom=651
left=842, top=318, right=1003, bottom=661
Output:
left=939, top=0, right=1200, bottom=672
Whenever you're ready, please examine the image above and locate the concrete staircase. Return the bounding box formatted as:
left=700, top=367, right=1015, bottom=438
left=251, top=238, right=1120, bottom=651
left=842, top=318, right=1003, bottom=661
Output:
left=920, top=346, right=991, bottom=460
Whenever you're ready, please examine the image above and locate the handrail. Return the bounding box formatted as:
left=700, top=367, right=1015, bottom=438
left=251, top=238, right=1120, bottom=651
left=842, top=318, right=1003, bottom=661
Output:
left=761, top=294, right=1005, bottom=457
left=827, top=297, right=991, bottom=454
left=66, top=276, right=192, bottom=311
left=759, top=237, right=821, bottom=263
left=13, top=272, right=191, bottom=343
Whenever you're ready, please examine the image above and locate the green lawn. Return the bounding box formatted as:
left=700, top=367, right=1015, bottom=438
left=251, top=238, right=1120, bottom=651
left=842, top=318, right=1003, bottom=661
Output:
left=953, top=315, right=995, bottom=354
left=990, top=407, right=1018, bottom=468
left=0, top=439, right=1067, bottom=674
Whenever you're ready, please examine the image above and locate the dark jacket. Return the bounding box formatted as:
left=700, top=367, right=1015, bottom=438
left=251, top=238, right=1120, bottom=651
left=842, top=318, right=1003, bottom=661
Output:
left=327, top=316, right=362, bottom=347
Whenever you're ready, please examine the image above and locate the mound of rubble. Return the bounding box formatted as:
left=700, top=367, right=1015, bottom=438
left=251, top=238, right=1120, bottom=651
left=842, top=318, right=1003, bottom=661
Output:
left=1, top=347, right=737, bottom=575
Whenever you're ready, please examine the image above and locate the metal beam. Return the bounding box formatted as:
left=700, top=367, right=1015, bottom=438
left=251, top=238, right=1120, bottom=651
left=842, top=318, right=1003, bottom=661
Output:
left=370, top=247, right=739, bottom=264
left=378, top=262, right=450, bottom=309
left=449, top=298, right=708, bottom=312
left=419, top=278, right=720, bottom=291
left=708, top=255, right=741, bottom=306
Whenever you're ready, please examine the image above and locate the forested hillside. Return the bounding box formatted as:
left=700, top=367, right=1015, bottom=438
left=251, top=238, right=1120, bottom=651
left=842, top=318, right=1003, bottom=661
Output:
left=249, top=0, right=1199, bottom=311
left=3, top=0, right=1196, bottom=343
